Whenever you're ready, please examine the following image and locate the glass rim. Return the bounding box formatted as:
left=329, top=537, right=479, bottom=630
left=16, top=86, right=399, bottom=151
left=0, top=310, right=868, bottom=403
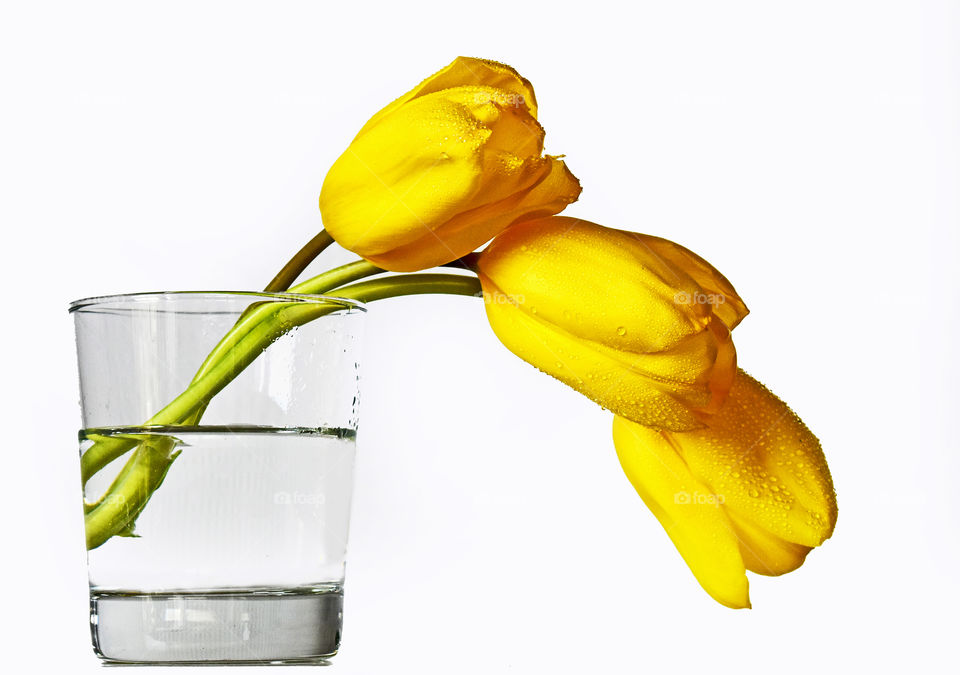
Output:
left=68, top=290, right=367, bottom=314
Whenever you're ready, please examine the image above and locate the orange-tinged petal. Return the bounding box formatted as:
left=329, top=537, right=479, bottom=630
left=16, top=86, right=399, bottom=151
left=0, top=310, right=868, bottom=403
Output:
left=613, top=415, right=751, bottom=609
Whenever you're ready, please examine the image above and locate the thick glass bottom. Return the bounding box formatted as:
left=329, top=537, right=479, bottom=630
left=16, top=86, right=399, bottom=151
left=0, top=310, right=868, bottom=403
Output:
left=90, top=586, right=343, bottom=664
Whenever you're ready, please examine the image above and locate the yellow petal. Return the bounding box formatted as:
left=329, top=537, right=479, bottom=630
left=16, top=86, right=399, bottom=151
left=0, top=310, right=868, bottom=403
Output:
left=479, top=217, right=717, bottom=353
left=321, top=84, right=579, bottom=272
left=319, top=92, right=489, bottom=259
left=372, top=158, right=580, bottom=272
left=615, top=369, right=837, bottom=580
left=358, top=56, right=538, bottom=135
left=677, top=370, right=838, bottom=550
left=726, top=510, right=813, bottom=576
left=443, top=87, right=547, bottom=207
left=636, top=234, right=749, bottom=331
left=613, top=415, right=751, bottom=609
left=482, top=275, right=720, bottom=430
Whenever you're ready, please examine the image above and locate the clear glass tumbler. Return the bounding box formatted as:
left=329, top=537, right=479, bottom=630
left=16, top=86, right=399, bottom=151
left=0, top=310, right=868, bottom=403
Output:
left=69, top=292, right=365, bottom=664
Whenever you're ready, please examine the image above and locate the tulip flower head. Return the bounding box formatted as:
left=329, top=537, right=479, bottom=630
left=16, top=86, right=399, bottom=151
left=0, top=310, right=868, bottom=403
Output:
left=319, top=57, right=582, bottom=272
left=477, top=216, right=749, bottom=431
left=613, top=369, right=838, bottom=608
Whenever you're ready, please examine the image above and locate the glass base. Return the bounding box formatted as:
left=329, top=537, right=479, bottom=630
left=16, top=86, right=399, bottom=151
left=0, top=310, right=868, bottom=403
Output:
left=90, top=586, right=343, bottom=664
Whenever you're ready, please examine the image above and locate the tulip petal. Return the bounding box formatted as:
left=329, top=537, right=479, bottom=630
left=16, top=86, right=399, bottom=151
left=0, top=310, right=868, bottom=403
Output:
left=726, top=510, right=813, bottom=576
left=477, top=217, right=736, bottom=354
left=676, top=370, right=838, bottom=549
left=367, top=157, right=581, bottom=272
left=636, top=234, right=749, bottom=331
left=481, top=278, right=716, bottom=431
left=477, top=217, right=741, bottom=429
left=444, top=87, right=547, bottom=206
left=613, top=369, right=836, bottom=568
left=358, top=56, right=538, bottom=135
left=322, top=83, right=579, bottom=272
left=613, top=370, right=836, bottom=605
left=613, top=415, right=751, bottom=609
left=320, top=92, right=490, bottom=259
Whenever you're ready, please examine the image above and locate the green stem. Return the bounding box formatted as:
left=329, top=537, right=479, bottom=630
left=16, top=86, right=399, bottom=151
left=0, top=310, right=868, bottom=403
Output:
left=82, top=273, right=481, bottom=549
left=194, top=260, right=387, bottom=391
left=263, top=230, right=335, bottom=292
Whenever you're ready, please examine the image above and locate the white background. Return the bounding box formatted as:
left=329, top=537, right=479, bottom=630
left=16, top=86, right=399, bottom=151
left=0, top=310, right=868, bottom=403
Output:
left=2, top=1, right=958, bottom=672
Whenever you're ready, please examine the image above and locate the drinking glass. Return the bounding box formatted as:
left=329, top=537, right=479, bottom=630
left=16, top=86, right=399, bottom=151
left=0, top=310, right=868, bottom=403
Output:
left=70, top=291, right=365, bottom=663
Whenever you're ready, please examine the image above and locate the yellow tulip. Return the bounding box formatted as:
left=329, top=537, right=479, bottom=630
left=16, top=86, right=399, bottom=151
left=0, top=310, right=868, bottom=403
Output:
left=476, top=216, right=749, bottom=431
left=319, top=56, right=581, bottom=272
left=613, top=369, right=838, bottom=608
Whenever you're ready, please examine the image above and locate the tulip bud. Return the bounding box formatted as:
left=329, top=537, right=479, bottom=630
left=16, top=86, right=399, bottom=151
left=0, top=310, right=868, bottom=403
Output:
left=476, top=216, right=749, bottom=431
left=613, top=369, right=838, bottom=608
left=319, top=57, right=581, bottom=272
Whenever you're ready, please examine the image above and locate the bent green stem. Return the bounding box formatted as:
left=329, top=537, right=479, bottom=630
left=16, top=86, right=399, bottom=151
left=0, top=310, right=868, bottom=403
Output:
left=82, top=273, right=481, bottom=550
left=263, top=230, right=335, bottom=292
